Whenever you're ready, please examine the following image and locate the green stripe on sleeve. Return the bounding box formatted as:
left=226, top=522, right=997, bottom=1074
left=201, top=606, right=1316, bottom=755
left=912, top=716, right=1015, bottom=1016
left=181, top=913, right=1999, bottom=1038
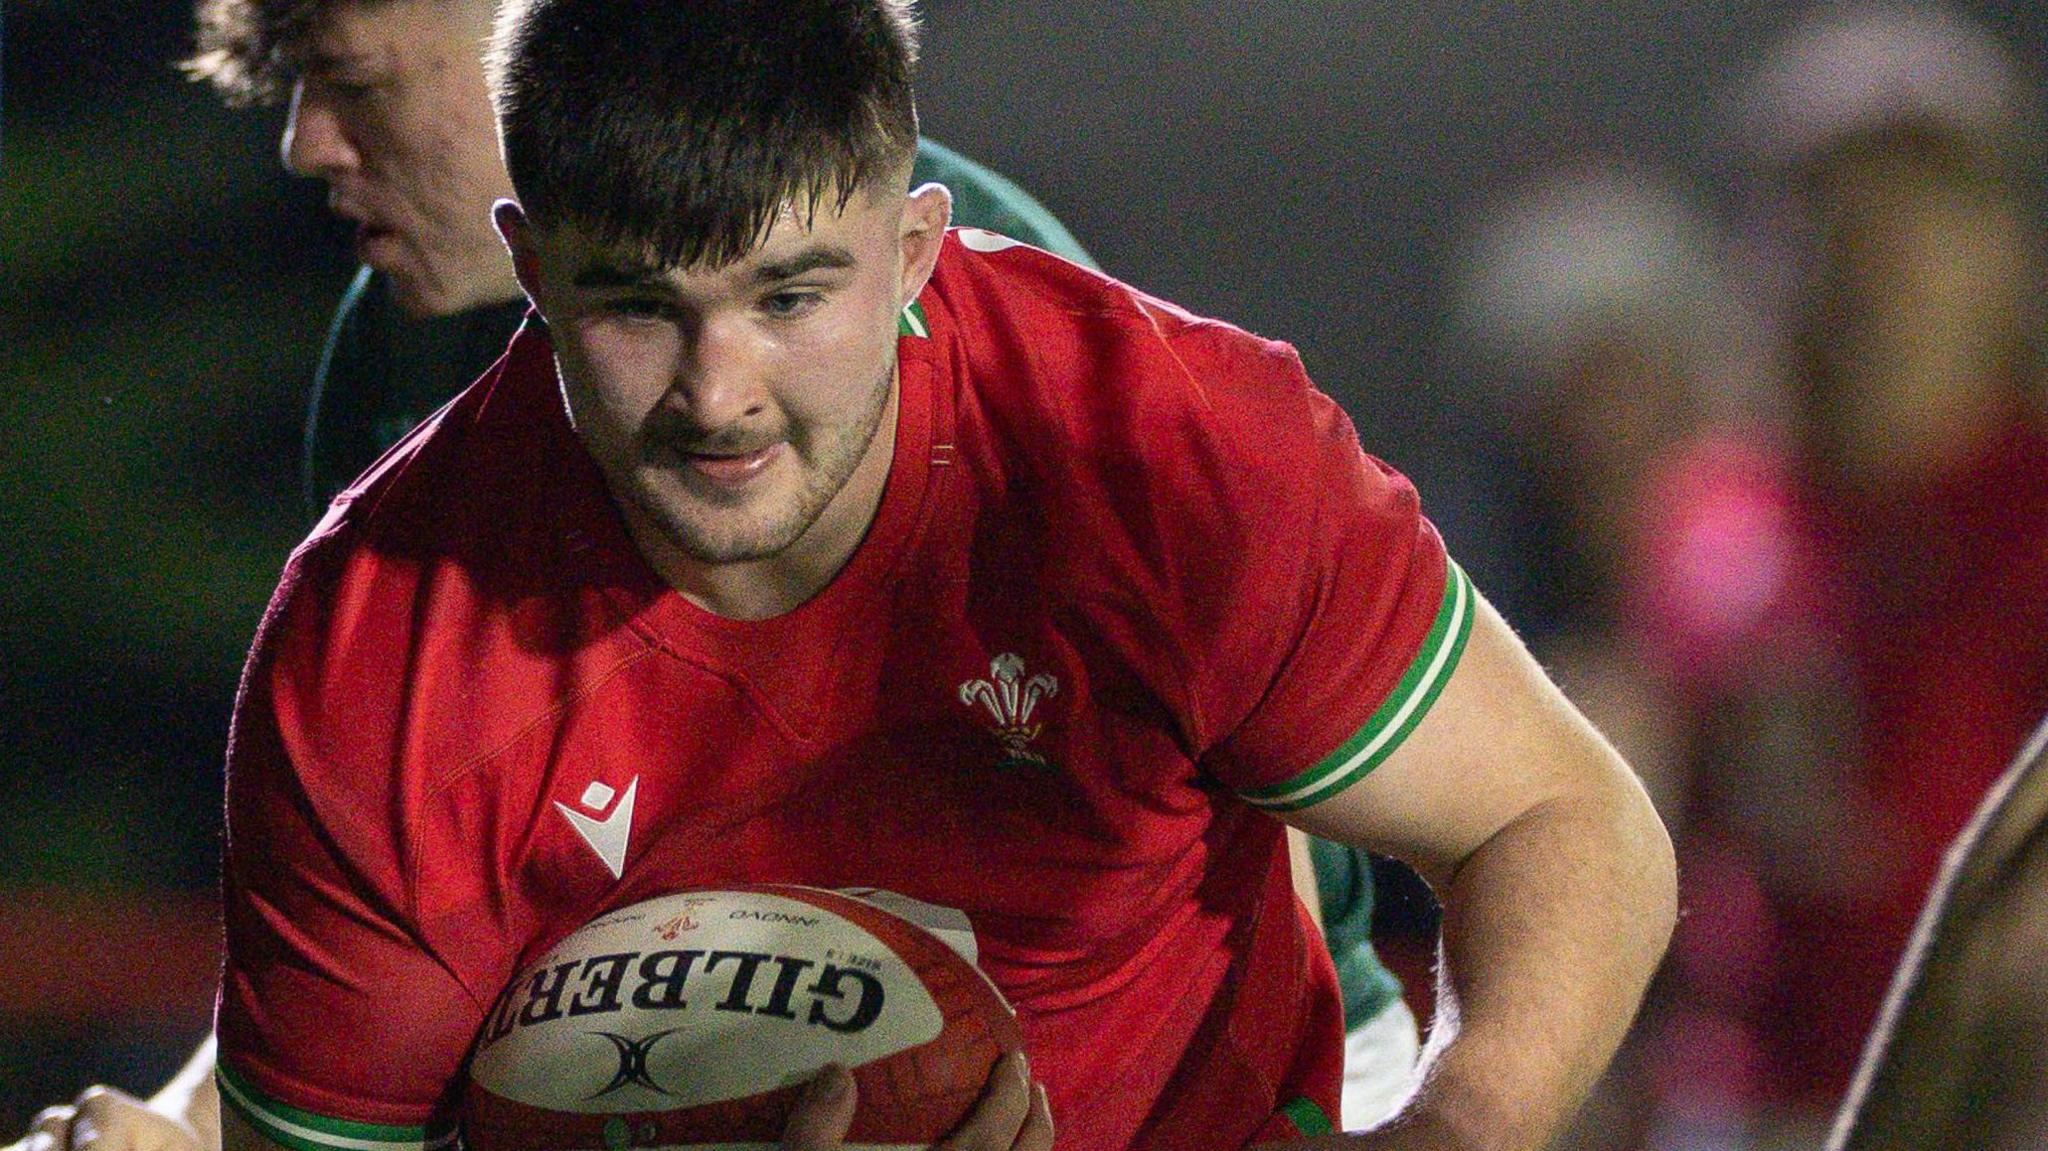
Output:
left=1281, top=1095, right=1336, bottom=1136
left=216, top=1063, right=458, bottom=1151
left=1243, top=560, right=1475, bottom=813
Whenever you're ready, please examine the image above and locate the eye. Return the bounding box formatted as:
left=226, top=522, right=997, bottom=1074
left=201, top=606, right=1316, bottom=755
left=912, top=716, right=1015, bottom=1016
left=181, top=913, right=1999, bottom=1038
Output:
left=762, top=289, right=823, bottom=319
left=317, top=74, right=386, bottom=102
left=606, top=296, right=673, bottom=322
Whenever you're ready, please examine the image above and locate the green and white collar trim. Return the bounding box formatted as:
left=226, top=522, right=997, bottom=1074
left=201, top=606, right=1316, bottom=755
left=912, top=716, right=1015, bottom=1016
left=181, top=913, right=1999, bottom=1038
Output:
left=897, top=298, right=930, bottom=338
left=1243, top=560, right=1475, bottom=813
left=216, top=1063, right=459, bottom=1151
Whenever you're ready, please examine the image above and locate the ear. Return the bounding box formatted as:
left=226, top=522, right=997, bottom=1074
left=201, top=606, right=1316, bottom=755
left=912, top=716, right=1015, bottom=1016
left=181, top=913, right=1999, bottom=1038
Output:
left=493, top=198, right=545, bottom=307
left=898, top=180, right=953, bottom=310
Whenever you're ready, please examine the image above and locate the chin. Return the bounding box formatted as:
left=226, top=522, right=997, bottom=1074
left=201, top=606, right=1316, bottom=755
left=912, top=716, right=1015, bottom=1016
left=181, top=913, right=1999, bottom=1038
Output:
left=382, top=258, right=507, bottom=319
left=668, top=522, right=802, bottom=566
left=385, top=277, right=467, bottom=320
left=621, top=464, right=835, bottom=568
left=655, top=500, right=814, bottom=566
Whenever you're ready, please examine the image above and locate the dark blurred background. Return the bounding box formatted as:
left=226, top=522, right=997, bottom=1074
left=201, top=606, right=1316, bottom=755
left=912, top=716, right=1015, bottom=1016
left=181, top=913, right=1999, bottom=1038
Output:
left=6, top=1, right=2048, bottom=1146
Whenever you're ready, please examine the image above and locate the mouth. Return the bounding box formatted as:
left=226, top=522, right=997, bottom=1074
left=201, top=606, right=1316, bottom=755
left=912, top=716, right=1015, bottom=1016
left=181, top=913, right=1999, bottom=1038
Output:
left=352, top=221, right=400, bottom=260
left=679, top=443, right=784, bottom=489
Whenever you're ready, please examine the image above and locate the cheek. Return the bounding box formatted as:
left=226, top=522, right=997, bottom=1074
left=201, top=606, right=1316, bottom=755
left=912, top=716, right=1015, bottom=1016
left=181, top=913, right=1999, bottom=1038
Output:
left=558, top=329, right=681, bottom=439
left=784, top=309, right=897, bottom=422
left=377, top=108, right=496, bottom=218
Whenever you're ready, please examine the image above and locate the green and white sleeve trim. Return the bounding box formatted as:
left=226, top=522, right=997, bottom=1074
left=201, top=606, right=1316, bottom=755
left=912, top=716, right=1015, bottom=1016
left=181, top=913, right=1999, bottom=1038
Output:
left=1280, top=1096, right=1336, bottom=1137
left=1243, top=560, right=1475, bottom=813
left=216, top=1063, right=458, bottom=1151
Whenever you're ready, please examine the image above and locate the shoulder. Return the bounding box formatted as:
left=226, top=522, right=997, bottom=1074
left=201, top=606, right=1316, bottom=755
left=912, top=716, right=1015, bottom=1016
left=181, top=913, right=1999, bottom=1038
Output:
left=919, top=238, right=1442, bottom=762
left=924, top=236, right=1411, bottom=608
left=926, top=232, right=1355, bottom=514
left=261, top=323, right=648, bottom=801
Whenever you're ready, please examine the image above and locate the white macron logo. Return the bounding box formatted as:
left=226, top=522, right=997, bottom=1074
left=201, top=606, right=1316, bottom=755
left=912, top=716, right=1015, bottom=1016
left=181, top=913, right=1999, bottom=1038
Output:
left=555, top=777, right=638, bottom=880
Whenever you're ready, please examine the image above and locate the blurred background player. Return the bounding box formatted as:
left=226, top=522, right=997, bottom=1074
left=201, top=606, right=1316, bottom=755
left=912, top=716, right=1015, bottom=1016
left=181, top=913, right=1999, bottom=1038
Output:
left=1720, top=0, right=2048, bottom=1133
left=1440, top=4, right=2048, bottom=1137
left=7, top=0, right=1425, bottom=1144
left=1445, top=164, right=1801, bottom=1151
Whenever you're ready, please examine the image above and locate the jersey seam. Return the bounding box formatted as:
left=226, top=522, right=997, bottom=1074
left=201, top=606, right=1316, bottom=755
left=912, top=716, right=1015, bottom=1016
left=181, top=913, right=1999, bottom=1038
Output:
left=405, top=643, right=663, bottom=1014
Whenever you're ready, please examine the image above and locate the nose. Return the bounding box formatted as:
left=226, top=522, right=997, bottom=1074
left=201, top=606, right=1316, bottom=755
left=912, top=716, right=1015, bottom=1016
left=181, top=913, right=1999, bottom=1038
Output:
left=280, top=80, right=359, bottom=179
left=673, top=314, right=769, bottom=428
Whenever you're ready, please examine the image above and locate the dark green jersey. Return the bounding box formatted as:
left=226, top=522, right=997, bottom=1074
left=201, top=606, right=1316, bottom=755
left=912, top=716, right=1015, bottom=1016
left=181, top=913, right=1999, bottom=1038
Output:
left=299, top=137, right=1399, bottom=1031
left=1313, top=838, right=1404, bottom=1027
left=911, top=138, right=1095, bottom=270
left=302, top=275, right=526, bottom=515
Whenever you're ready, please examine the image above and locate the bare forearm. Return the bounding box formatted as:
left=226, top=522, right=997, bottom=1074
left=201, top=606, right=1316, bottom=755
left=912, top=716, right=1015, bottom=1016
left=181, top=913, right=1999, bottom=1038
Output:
left=1281, top=775, right=1674, bottom=1151
left=1262, top=597, right=1680, bottom=1151
left=1396, top=782, right=1675, bottom=1151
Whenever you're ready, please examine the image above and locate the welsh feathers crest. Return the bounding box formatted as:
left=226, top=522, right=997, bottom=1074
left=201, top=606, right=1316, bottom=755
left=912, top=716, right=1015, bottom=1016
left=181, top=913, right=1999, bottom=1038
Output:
left=958, top=653, right=1059, bottom=767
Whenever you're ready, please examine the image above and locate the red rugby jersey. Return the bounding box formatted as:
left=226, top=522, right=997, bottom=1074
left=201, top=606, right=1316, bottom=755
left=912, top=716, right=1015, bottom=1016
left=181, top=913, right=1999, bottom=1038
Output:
left=216, top=230, right=1470, bottom=1151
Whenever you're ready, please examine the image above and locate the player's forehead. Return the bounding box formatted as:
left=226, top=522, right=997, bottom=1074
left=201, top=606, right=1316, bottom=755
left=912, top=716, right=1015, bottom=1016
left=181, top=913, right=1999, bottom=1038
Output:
left=548, top=184, right=903, bottom=288
left=282, top=0, right=456, bottom=74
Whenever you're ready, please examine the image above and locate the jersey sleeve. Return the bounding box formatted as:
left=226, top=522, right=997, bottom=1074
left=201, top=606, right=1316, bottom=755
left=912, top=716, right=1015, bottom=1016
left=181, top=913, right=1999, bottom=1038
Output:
left=1194, top=345, right=1475, bottom=811
left=214, top=557, right=482, bottom=1146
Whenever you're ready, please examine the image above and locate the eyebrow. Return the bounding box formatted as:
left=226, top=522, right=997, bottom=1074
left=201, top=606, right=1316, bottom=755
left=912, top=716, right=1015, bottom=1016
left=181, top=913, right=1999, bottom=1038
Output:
left=295, top=46, right=382, bottom=76
left=748, top=246, right=858, bottom=284
left=570, top=245, right=859, bottom=291
left=570, top=262, right=666, bottom=290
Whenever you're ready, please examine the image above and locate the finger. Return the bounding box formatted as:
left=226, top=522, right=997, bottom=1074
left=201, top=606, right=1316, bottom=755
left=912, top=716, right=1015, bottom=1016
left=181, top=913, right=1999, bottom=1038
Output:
left=1011, top=1084, right=1053, bottom=1151
left=23, top=1105, right=77, bottom=1151
left=70, top=1088, right=143, bottom=1151
left=70, top=1088, right=198, bottom=1151
left=936, top=1051, right=1033, bottom=1151
left=778, top=1064, right=856, bottom=1151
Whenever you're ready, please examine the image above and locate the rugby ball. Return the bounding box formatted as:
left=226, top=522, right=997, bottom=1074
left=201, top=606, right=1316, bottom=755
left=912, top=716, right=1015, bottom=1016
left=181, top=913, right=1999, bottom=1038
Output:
left=464, top=886, right=1022, bottom=1151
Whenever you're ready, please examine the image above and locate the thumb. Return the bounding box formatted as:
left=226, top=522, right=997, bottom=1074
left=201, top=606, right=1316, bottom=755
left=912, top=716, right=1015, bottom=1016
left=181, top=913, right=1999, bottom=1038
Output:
left=779, top=1065, right=856, bottom=1151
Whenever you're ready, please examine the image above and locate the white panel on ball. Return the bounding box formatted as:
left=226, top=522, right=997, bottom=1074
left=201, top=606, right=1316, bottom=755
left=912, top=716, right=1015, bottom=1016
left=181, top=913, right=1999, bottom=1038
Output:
left=470, top=890, right=945, bottom=1112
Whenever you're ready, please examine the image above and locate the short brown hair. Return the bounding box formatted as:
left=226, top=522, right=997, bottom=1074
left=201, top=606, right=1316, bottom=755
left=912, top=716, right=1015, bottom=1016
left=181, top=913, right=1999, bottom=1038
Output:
left=184, top=0, right=331, bottom=106
left=185, top=0, right=489, bottom=106
left=490, top=0, right=921, bottom=269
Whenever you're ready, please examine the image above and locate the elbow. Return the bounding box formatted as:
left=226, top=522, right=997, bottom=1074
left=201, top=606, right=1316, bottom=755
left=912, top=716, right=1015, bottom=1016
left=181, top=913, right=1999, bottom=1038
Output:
left=1640, top=786, right=1680, bottom=951
left=1609, top=761, right=1681, bottom=964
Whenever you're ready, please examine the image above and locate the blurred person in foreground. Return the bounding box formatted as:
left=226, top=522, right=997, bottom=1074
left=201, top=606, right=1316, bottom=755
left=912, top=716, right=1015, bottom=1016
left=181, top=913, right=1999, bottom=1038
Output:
left=1449, top=166, right=1803, bottom=1151
left=6, top=0, right=1427, bottom=1145
left=1721, top=0, right=2048, bottom=1127
left=187, top=0, right=1675, bottom=1147
left=1827, top=714, right=2048, bottom=1151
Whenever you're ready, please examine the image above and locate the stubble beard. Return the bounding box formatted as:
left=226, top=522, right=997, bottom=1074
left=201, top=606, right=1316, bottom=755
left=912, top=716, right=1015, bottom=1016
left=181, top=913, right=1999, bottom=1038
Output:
left=635, top=354, right=898, bottom=566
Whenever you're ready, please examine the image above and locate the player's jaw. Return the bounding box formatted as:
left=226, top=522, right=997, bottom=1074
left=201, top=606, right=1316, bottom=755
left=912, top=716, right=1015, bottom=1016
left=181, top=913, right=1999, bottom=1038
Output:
left=622, top=356, right=896, bottom=568
left=331, top=189, right=515, bottom=317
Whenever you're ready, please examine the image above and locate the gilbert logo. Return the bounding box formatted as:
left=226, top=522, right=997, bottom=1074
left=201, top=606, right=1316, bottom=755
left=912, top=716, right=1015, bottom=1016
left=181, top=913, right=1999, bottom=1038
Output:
left=556, top=777, right=638, bottom=880
left=957, top=653, right=1059, bottom=767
